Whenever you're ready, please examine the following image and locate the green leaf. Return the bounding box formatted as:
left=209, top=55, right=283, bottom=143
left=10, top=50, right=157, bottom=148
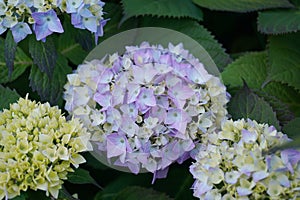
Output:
left=258, top=10, right=300, bottom=34
left=267, top=32, right=300, bottom=91
left=0, top=39, right=32, bottom=84
left=114, top=186, right=172, bottom=200
left=121, top=0, right=203, bottom=24
left=0, top=85, right=20, bottom=110
left=228, top=84, right=280, bottom=129
left=58, top=16, right=88, bottom=65
left=263, top=82, right=300, bottom=116
left=29, top=36, right=57, bottom=78
left=283, top=117, right=300, bottom=139
left=67, top=168, right=102, bottom=189
left=222, top=51, right=267, bottom=89
left=94, top=173, right=152, bottom=200
left=5, top=31, right=17, bottom=77
left=99, top=3, right=138, bottom=41
left=29, top=54, right=72, bottom=105
left=140, top=18, right=231, bottom=71
left=255, top=90, right=294, bottom=126
left=153, top=166, right=194, bottom=200
left=75, top=29, right=95, bottom=52
left=193, top=0, right=293, bottom=12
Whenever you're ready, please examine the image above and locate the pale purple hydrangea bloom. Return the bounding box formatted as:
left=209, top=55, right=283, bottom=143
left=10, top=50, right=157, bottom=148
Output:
left=64, top=42, right=229, bottom=180
left=0, top=0, right=106, bottom=42
left=190, top=118, right=300, bottom=199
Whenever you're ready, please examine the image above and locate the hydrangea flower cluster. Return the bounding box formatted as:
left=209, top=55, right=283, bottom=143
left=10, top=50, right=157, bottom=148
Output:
left=190, top=118, right=300, bottom=199
left=0, top=96, right=92, bottom=199
left=63, top=42, right=229, bottom=177
left=0, top=0, right=106, bottom=43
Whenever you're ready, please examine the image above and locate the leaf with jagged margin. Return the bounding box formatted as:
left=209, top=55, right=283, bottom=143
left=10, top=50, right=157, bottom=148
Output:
left=4, top=31, right=17, bottom=78
left=121, top=0, right=203, bottom=24
left=258, top=10, right=300, bottom=34
left=222, top=51, right=267, bottom=89
left=98, top=3, right=139, bottom=42
left=29, top=55, right=72, bottom=105
left=140, top=18, right=231, bottom=71
left=255, top=90, right=295, bottom=127
left=263, top=82, right=300, bottom=117
left=29, top=36, right=57, bottom=78
left=0, top=85, right=20, bottom=110
left=228, top=84, right=280, bottom=129
left=267, top=32, right=300, bottom=91
left=58, top=15, right=88, bottom=65
left=0, top=39, right=32, bottom=84
left=193, top=0, right=293, bottom=12
left=283, top=117, right=300, bottom=139
left=114, top=186, right=172, bottom=200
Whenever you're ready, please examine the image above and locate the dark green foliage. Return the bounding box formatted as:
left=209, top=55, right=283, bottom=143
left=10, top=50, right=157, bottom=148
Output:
left=193, top=0, right=293, bottom=12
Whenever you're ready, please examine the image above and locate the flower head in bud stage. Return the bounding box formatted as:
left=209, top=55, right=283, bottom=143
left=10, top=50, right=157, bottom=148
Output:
left=63, top=42, right=229, bottom=179
left=0, top=0, right=106, bottom=42
left=190, top=118, right=300, bottom=199
left=0, top=96, right=92, bottom=199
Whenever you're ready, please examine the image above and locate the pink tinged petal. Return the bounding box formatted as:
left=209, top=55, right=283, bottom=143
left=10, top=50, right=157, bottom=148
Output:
left=120, top=103, right=138, bottom=119
left=252, top=171, right=269, bottom=182
left=168, top=82, right=194, bottom=100
left=106, top=107, right=122, bottom=131
left=165, top=109, right=189, bottom=133
left=149, top=106, right=167, bottom=123
left=112, top=85, right=125, bottom=106
left=126, top=83, right=140, bottom=104
left=106, top=133, right=127, bottom=162
left=178, top=139, right=195, bottom=152
left=120, top=116, right=139, bottom=137
left=186, top=62, right=210, bottom=84
left=99, top=69, right=113, bottom=84
left=96, top=83, right=110, bottom=94
left=170, top=121, right=187, bottom=135
left=159, top=54, right=172, bottom=65
left=154, top=63, right=173, bottom=74
left=237, top=187, right=253, bottom=196
left=136, top=153, right=150, bottom=164
left=94, top=92, right=112, bottom=110
left=132, top=64, right=157, bottom=84
left=137, top=88, right=156, bottom=107
left=133, top=49, right=153, bottom=66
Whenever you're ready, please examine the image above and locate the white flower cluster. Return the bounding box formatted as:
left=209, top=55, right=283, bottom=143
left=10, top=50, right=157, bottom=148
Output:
left=190, top=118, right=300, bottom=199
left=63, top=42, right=229, bottom=176
left=0, top=96, right=92, bottom=199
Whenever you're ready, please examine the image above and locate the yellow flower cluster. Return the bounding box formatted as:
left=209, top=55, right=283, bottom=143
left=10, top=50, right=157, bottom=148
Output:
left=0, top=96, right=92, bottom=199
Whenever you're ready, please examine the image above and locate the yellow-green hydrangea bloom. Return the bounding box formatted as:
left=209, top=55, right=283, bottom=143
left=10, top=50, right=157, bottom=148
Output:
left=0, top=96, right=92, bottom=199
